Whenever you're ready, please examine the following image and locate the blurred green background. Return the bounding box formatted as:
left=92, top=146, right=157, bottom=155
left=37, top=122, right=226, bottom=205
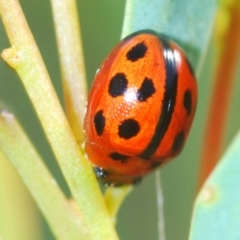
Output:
left=0, top=1, right=239, bottom=240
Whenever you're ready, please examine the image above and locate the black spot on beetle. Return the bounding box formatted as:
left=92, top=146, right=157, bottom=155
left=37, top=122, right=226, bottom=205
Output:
left=118, top=119, right=140, bottom=139
left=94, top=110, right=105, bottom=136
left=109, top=152, right=129, bottom=162
left=172, top=131, right=185, bottom=152
left=109, top=73, right=128, bottom=97
left=137, top=78, right=156, bottom=101
left=126, top=42, right=147, bottom=61
left=184, top=90, right=192, bottom=115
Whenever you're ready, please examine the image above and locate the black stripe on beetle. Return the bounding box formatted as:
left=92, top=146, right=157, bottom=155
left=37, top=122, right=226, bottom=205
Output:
left=139, top=35, right=178, bottom=159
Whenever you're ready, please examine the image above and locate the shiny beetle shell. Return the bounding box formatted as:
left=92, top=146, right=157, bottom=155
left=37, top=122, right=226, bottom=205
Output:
left=84, top=30, right=198, bottom=186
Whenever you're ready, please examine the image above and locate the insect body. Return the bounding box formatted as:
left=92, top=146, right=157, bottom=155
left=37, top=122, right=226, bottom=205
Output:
left=84, top=30, right=197, bottom=186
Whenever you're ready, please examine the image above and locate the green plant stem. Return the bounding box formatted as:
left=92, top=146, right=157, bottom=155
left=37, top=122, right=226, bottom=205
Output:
left=0, top=1, right=118, bottom=239
left=104, top=186, right=133, bottom=225
left=50, top=0, right=87, bottom=144
left=0, top=110, right=90, bottom=240
left=0, top=150, right=41, bottom=240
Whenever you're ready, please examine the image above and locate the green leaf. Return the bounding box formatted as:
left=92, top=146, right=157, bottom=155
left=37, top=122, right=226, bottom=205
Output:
left=121, top=1, right=218, bottom=239
left=189, top=131, right=240, bottom=240
left=122, top=0, right=218, bottom=73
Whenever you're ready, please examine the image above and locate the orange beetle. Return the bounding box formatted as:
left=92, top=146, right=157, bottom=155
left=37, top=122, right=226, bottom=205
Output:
left=84, top=30, right=197, bottom=186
